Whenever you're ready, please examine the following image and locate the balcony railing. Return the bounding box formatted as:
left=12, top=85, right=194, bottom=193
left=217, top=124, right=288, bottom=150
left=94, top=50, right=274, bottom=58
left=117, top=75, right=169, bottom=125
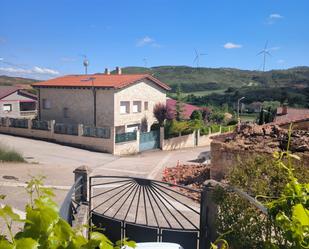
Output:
left=20, top=110, right=37, bottom=117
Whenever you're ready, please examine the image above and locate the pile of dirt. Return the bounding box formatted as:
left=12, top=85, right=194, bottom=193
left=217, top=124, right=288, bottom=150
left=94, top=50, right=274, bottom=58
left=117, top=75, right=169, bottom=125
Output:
left=223, top=123, right=309, bottom=153
left=162, top=163, right=210, bottom=201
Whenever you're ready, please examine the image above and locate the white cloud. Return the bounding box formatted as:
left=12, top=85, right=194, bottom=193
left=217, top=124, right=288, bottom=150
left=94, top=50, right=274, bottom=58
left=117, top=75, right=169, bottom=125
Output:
left=223, top=42, right=242, bottom=49
left=267, top=13, right=283, bottom=24
left=269, top=13, right=283, bottom=19
left=32, top=66, right=59, bottom=75
left=136, top=36, right=160, bottom=47
left=0, top=66, right=59, bottom=76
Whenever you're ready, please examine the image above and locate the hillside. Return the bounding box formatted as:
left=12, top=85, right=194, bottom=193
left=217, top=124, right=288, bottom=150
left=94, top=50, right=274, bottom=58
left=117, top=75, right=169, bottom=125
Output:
left=0, top=75, right=38, bottom=88
left=121, top=66, right=309, bottom=93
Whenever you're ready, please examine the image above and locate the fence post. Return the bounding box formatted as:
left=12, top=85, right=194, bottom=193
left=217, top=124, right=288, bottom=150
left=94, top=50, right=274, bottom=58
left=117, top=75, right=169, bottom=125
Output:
left=27, top=119, right=32, bottom=130
left=136, top=129, right=140, bottom=152
left=5, top=117, right=10, bottom=127
left=160, top=126, right=164, bottom=149
left=73, top=165, right=92, bottom=203
left=219, top=126, right=222, bottom=134
left=196, top=129, right=200, bottom=146
left=199, top=181, right=218, bottom=249
left=50, top=120, right=55, bottom=136
left=208, top=127, right=211, bottom=135
left=78, top=124, right=84, bottom=136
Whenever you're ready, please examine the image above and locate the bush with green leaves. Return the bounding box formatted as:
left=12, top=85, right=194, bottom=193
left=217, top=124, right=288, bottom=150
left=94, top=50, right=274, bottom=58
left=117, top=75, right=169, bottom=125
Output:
left=0, top=176, right=135, bottom=249
left=190, top=110, right=203, bottom=121
left=213, top=128, right=309, bottom=249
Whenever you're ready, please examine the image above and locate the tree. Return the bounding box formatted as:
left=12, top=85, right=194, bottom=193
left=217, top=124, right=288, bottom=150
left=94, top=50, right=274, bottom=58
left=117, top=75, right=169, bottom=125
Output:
left=175, top=84, right=185, bottom=121
left=153, top=103, right=172, bottom=126
left=190, top=110, right=202, bottom=120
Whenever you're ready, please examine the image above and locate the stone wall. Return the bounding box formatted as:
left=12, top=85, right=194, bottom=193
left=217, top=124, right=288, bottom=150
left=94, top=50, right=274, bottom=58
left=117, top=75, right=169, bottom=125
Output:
left=210, top=124, right=309, bottom=180
left=0, top=120, right=114, bottom=154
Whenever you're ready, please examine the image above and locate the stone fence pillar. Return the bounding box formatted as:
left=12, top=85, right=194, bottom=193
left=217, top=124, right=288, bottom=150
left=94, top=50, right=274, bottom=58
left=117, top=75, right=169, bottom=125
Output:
left=50, top=120, right=55, bottom=136
left=27, top=119, right=32, bottom=130
left=78, top=124, right=84, bottom=136
left=199, top=180, right=219, bottom=249
left=160, top=126, right=164, bottom=149
left=73, top=165, right=92, bottom=203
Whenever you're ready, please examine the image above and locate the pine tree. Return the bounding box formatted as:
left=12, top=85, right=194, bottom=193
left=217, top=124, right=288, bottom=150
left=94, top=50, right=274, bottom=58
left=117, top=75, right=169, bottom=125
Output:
left=175, top=84, right=185, bottom=121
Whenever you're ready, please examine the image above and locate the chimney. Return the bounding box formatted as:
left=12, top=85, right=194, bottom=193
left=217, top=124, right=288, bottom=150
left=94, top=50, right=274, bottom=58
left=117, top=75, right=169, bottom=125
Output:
left=282, top=104, right=288, bottom=115
left=116, top=66, right=122, bottom=75
left=104, top=68, right=110, bottom=75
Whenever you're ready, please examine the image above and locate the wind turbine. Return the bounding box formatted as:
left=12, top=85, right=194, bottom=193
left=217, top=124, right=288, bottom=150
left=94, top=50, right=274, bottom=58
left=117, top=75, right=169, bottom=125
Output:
left=193, top=49, right=207, bottom=68
left=143, top=58, right=148, bottom=68
left=257, top=41, right=272, bottom=72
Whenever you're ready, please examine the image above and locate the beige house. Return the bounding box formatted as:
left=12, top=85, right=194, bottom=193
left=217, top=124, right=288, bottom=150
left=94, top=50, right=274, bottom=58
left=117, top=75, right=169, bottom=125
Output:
left=0, top=86, right=37, bottom=119
left=32, top=68, right=170, bottom=133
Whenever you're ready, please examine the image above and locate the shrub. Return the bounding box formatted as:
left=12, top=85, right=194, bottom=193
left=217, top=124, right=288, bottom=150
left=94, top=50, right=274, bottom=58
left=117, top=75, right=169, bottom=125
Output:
left=200, top=126, right=210, bottom=136
left=208, top=111, right=225, bottom=124
left=190, top=110, right=202, bottom=120
left=153, top=103, right=173, bottom=126
left=150, top=123, right=160, bottom=131
left=0, top=145, right=25, bottom=162
left=226, top=119, right=238, bottom=126
left=214, top=145, right=309, bottom=248
left=210, top=124, right=221, bottom=133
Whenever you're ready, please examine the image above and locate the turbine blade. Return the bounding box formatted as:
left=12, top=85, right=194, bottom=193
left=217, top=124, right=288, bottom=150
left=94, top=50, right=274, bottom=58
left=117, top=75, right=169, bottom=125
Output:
left=264, top=40, right=268, bottom=50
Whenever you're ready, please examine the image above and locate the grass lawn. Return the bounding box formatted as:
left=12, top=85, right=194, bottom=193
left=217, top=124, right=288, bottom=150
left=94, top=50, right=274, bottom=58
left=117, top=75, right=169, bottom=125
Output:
left=240, top=113, right=258, bottom=122
left=0, top=145, right=25, bottom=162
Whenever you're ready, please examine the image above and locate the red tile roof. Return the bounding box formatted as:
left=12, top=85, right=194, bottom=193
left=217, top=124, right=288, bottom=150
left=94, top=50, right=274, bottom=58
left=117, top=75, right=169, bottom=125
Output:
left=166, top=98, right=201, bottom=119
left=274, top=107, right=309, bottom=126
left=0, top=86, right=22, bottom=99
left=32, top=74, right=171, bottom=90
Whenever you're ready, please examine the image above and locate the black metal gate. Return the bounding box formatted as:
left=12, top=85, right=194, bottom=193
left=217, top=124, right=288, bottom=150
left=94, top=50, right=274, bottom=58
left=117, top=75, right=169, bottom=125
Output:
left=89, top=176, right=203, bottom=249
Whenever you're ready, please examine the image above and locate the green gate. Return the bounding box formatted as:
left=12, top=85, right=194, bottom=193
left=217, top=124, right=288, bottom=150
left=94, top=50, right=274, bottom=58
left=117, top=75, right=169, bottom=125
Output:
left=139, top=130, right=160, bottom=152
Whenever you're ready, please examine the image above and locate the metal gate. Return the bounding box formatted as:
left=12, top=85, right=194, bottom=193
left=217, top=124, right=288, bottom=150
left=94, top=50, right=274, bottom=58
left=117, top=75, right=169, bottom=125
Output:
left=139, top=130, right=160, bottom=152
left=89, top=176, right=204, bottom=249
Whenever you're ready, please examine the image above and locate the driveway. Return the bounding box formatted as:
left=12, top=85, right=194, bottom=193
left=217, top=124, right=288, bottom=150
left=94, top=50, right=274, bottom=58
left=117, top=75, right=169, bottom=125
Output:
left=0, top=134, right=210, bottom=218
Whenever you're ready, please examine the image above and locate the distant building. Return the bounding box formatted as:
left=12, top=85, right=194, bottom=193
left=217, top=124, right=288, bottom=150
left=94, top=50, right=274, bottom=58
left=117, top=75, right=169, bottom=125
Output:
left=0, top=86, right=37, bottom=119
left=32, top=68, right=170, bottom=133
left=274, top=106, right=309, bottom=130
left=166, top=98, right=201, bottom=119
left=246, top=101, right=262, bottom=113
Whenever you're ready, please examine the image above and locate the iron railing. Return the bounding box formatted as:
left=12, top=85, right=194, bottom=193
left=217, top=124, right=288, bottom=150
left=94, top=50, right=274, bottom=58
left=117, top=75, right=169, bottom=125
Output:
left=54, top=123, right=78, bottom=136
left=32, top=120, right=49, bottom=130
left=83, top=126, right=111, bottom=139
left=9, top=118, right=28, bottom=128
left=59, top=176, right=83, bottom=225
left=115, top=132, right=137, bottom=143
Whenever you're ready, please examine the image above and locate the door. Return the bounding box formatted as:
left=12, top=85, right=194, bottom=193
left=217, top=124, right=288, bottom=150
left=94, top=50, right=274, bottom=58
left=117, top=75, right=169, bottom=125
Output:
left=139, top=130, right=160, bottom=152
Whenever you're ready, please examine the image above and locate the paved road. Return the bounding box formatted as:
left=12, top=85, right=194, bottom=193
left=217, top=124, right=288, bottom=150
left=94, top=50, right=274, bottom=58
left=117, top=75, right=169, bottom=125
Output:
left=0, top=133, right=209, bottom=219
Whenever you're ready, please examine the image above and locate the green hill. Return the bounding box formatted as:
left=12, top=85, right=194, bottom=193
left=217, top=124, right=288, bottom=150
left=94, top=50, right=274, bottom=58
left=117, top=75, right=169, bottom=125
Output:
left=121, top=66, right=309, bottom=93
left=0, top=75, right=38, bottom=87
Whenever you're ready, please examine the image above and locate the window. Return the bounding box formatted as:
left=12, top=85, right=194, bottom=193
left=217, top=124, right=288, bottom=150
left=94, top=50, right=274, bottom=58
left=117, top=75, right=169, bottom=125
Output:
left=133, top=101, right=141, bottom=113
left=20, top=102, right=36, bottom=111
left=42, top=99, right=51, bottom=109
left=144, top=101, right=149, bottom=111
left=126, top=124, right=140, bottom=132
left=120, top=101, right=130, bottom=114
left=3, top=104, right=12, bottom=112
left=63, top=107, right=69, bottom=118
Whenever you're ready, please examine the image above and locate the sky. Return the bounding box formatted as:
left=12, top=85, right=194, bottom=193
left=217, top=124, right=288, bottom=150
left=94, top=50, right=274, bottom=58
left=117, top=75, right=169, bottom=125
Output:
left=0, top=0, right=309, bottom=79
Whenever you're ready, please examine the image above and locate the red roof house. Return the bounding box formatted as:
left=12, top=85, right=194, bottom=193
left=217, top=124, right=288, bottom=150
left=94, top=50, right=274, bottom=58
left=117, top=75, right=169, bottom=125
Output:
left=166, top=98, right=201, bottom=119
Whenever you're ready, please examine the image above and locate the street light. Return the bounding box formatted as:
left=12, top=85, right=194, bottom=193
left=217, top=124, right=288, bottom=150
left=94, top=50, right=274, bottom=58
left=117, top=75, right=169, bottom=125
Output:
left=237, top=97, right=245, bottom=123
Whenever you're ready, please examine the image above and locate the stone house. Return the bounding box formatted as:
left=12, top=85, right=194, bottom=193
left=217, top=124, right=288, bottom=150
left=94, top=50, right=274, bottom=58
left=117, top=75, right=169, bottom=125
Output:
left=0, top=86, right=37, bottom=119
left=32, top=68, right=170, bottom=133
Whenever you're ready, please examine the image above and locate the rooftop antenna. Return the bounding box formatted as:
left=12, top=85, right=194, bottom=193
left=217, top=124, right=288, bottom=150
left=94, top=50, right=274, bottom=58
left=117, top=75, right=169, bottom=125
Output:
left=193, top=48, right=207, bottom=68
left=82, top=55, right=89, bottom=75
left=257, top=41, right=271, bottom=72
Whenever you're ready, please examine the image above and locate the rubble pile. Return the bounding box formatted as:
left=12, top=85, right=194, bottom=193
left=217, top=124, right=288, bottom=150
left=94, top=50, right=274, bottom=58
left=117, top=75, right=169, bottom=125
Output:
left=162, top=163, right=210, bottom=201
left=224, top=123, right=309, bottom=153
